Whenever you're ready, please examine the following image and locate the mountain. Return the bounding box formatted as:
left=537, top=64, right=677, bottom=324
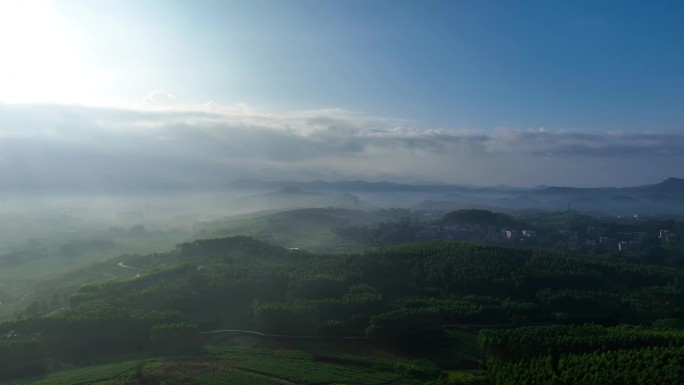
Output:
left=229, top=178, right=684, bottom=216
left=642, top=177, right=684, bottom=196
left=232, top=188, right=360, bottom=212
left=229, top=179, right=489, bottom=194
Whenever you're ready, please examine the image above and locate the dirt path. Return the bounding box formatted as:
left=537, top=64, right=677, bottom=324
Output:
left=17, top=291, right=33, bottom=303
left=117, top=261, right=139, bottom=270
left=116, top=261, right=141, bottom=277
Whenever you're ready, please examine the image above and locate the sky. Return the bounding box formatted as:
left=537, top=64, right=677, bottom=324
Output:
left=1, top=0, right=683, bottom=189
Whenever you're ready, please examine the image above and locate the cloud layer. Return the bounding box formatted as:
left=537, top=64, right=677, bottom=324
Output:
left=0, top=102, right=682, bottom=193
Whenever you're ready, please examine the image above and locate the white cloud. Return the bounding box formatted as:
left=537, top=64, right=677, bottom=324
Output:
left=203, top=101, right=255, bottom=115
left=0, top=102, right=683, bottom=191
left=142, top=89, right=176, bottom=105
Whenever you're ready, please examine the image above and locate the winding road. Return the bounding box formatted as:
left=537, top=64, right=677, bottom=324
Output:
left=117, top=261, right=140, bottom=270
left=116, top=261, right=141, bottom=278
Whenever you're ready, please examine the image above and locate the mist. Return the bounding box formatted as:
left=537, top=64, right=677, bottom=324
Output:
left=3, top=103, right=684, bottom=196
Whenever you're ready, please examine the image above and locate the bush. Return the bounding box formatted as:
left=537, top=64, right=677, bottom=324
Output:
left=150, top=322, right=200, bottom=355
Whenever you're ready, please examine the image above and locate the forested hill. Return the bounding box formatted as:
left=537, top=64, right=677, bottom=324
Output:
left=69, top=237, right=684, bottom=327
left=2, top=236, right=684, bottom=382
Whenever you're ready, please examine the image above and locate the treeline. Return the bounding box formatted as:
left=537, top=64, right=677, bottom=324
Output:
left=481, top=324, right=684, bottom=385
left=0, top=302, right=198, bottom=381
left=60, top=238, right=684, bottom=336
left=439, top=209, right=523, bottom=228
left=333, top=217, right=416, bottom=247
left=3, top=236, right=684, bottom=381
left=335, top=209, right=684, bottom=266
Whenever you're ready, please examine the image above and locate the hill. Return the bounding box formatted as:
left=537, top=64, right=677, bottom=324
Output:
left=228, top=177, right=684, bottom=216
left=3, top=236, right=684, bottom=382
left=192, top=207, right=411, bottom=252
left=232, top=188, right=360, bottom=212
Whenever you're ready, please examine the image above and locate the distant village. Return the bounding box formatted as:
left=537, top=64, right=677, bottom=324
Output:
left=416, top=223, right=536, bottom=244
left=415, top=221, right=677, bottom=253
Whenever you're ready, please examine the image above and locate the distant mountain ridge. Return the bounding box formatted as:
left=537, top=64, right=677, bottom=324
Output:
left=230, top=177, right=684, bottom=194
left=229, top=178, right=684, bottom=216
left=232, top=187, right=360, bottom=212
left=645, top=177, right=684, bottom=194
left=229, top=178, right=513, bottom=193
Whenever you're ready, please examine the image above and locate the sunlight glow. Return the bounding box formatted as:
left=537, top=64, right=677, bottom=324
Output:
left=0, top=0, right=100, bottom=103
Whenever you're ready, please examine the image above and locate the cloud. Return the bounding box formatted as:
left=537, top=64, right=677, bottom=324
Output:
left=0, top=102, right=683, bottom=192
left=203, top=101, right=255, bottom=115
left=485, top=128, right=684, bottom=157
left=142, top=89, right=176, bottom=105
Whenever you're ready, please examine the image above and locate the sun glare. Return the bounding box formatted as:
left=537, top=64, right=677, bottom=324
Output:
left=0, top=0, right=95, bottom=104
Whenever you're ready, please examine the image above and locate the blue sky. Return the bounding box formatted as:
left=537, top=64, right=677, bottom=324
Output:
left=1, top=0, right=683, bottom=187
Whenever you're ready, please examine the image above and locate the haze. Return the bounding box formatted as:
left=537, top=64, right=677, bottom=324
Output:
left=1, top=0, right=684, bottom=190
left=4, top=3, right=684, bottom=383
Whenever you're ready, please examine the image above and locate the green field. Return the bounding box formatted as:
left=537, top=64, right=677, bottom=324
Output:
left=8, top=340, right=440, bottom=385
left=7, top=360, right=141, bottom=385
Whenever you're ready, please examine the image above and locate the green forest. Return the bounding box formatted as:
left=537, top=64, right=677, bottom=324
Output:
left=3, top=0, right=684, bottom=382
left=2, top=209, right=684, bottom=384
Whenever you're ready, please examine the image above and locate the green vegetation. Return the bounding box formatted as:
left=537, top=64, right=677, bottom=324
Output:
left=0, top=225, right=185, bottom=281
left=215, top=346, right=404, bottom=385
left=3, top=207, right=684, bottom=384
left=194, top=207, right=415, bottom=252
left=481, top=324, right=684, bottom=385
left=4, top=338, right=447, bottom=385
left=439, top=210, right=522, bottom=228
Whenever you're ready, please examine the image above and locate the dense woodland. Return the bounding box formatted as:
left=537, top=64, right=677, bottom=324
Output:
left=481, top=324, right=684, bottom=385
left=2, top=209, right=684, bottom=383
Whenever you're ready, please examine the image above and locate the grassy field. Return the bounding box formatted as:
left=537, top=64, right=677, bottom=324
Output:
left=6, top=359, right=286, bottom=385
left=7, top=360, right=141, bottom=385
left=7, top=342, right=432, bottom=385
left=210, top=346, right=403, bottom=385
